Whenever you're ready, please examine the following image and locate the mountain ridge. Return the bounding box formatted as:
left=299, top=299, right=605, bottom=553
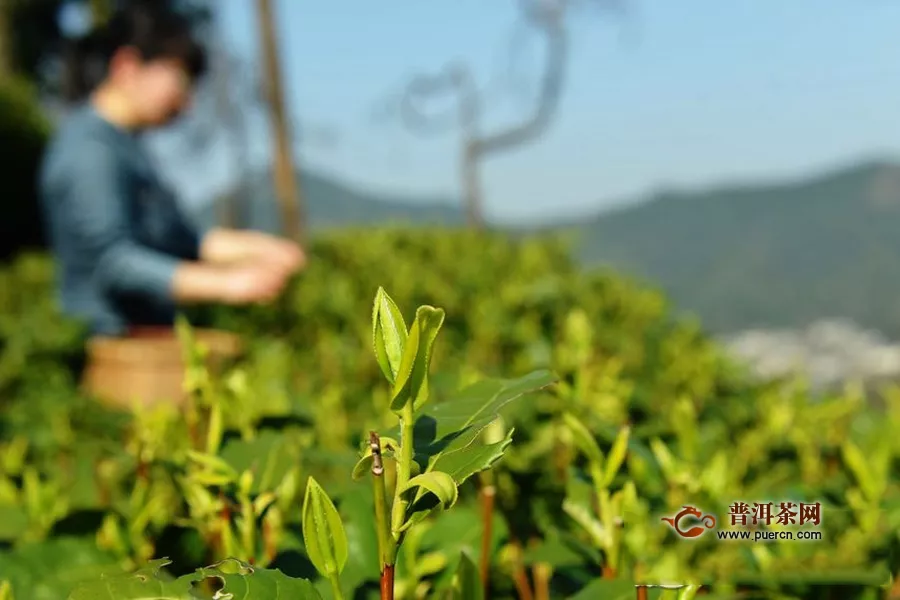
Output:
left=220, top=157, right=900, bottom=338
left=571, top=157, right=900, bottom=337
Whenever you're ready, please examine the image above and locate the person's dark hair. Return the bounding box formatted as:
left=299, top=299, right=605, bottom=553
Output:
left=63, top=0, right=208, bottom=102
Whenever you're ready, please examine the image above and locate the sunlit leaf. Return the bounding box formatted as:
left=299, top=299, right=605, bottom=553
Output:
left=390, top=305, right=445, bottom=412
left=399, top=471, right=458, bottom=509
left=67, top=559, right=199, bottom=600
left=563, top=412, right=604, bottom=466
left=372, top=287, right=408, bottom=384
left=301, top=477, right=348, bottom=577
left=196, top=559, right=322, bottom=599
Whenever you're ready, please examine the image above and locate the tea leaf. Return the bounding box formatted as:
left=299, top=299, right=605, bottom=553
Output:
left=563, top=412, right=604, bottom=466
left=196, top=559, right=323, bottom=599
left=372, top=287, right=408, bottom=384
left=399, top=471, right=458, bottom=509
left=602, top=425, right=631, bottom=487
left=409, top=370, right=556, bottom=463
left=390, top=305, right=445, bottom=412
left=4, top=536, right=123, bottom=599
left=841, top=440, right=880, bottom=502
left=301, top=477, right=348, bottom=577
left=186, top=450, right=238, bottom=480
left=68, top=559, right=200, bottom=599
left=448, top=550, right=482, bottom=600
left=563, top=476, right=607, bottom=549
left=676, top=585, right=701, bottom=600
left=429, top=427, right=515, bottom=485
left=396, top=471, right=462, bottom=534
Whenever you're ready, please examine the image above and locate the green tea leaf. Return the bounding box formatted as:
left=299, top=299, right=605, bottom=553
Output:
left=197, top=559, right=323, bottom=599
left=676, top=585, right=701, bottom=600
left=563, top=412, right=604, bottom=466
left=219, top=430, right=302, bottom=494
left=399, top=471, right=458, bottom=509
left=602, top=425, right=631, bottom=487
left=397, top=371, right=554, bottom=484
left=2, top=536, right=122, bottom=600
left=841, top=440, right=879, bottom=502
left=372, top=287, right=408, bottom=384
left=429, top=428, right=515, bottom=485
left=0, top=504, right=28, bottom=541
left=390, top=305, right=445, bottom=412
left=563, top=475, right=607, bottom=549
left=449, top=550, right=482, bottom=600
left=414, top=370, right=556, bottom=446
left=68, top=559, right=200, bottom=600
left=301, top=477, right=348, bottom=577
left=186, top=450, right=239, bottom=480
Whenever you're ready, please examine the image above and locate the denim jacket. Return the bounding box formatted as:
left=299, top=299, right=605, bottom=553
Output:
left=39, top=105, right=207, bottom=336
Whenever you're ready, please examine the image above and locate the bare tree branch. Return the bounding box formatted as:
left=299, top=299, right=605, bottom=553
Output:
left=398, top=61, right=475, bottom=136
left=472, top=13, right=565, bottom=156
left=380, top=0, right=627, bottom=228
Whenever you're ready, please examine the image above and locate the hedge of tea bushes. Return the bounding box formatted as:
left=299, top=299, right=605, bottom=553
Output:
left=0, top=228, right=896, bottom=599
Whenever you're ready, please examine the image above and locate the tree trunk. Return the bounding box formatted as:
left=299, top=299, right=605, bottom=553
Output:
left=255, top=0, right=304, bottom=241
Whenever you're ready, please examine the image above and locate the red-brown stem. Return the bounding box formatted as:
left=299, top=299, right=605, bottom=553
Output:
left=262, top=520, right=277, bottom=565
left=510, top=540, right=534, bottom=600
left=381, top=565, right=395, bottom=600
left=532, top=563, right=551, bottom=600
left=480, top=484, right=496, bottom=596
left=636, top=586, right=648, bottom=600
left=136, top=459, right=149, bottom=483
left=603, top=565, right=617, bottom=579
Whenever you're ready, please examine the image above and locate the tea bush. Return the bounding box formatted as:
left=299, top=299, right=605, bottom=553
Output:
left=0, top=228, right=896, bottom=599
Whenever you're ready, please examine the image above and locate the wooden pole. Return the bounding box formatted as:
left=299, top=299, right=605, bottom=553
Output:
left=255, top=0, right=304, bottom=241
left=0, top=0, right=12, bottom=81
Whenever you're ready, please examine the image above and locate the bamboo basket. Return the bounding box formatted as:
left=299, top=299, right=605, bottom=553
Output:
left=82, top=326, right=243, bottom=411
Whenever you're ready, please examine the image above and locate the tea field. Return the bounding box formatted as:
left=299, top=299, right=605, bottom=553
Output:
left=0, top=228, right=897, bottom=599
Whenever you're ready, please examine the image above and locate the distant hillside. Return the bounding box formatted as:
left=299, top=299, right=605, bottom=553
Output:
left=211, top=169, right=464, bottom=232
left=571, top=159, right=900, bottom=336
left=203, top=160, right=900, bottom=339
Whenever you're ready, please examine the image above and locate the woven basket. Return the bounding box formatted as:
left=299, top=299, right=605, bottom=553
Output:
left=82, top=326, right=243, bottom=411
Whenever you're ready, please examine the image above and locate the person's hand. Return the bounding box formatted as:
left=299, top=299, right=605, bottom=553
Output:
left=251, top=232, right=306, bottom=276
left=220, top=263, right=292, bottom=305
left=200, top=228, right=307, bottom=275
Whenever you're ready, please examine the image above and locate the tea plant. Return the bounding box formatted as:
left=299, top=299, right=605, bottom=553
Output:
left=1, top=230, right=899, bottom=598
left=64, top=287, right=556, bottom=599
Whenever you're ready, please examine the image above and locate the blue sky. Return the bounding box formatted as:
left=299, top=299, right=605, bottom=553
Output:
left=162, top=0, right=900, bottom=224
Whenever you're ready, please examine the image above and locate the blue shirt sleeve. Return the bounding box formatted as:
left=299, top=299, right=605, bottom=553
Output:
left=156, top=187, right=208, bottom=262
left=60, top=137, right=183, bottom=304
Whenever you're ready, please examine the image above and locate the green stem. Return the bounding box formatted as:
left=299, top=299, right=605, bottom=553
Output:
left=240, top=497, right=254, bottom=562
left=329, top=573, right=344, bottom=600
left=370, top=432, right=395, bottom=566
left=391, top=404, right=416, bottom=536
left=597, top=489, right=618, bottom=572
left=205, top=399, right=222, bottom=456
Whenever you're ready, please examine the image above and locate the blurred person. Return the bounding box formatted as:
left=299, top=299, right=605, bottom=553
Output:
left=39, top=0, right=304, bottom=337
